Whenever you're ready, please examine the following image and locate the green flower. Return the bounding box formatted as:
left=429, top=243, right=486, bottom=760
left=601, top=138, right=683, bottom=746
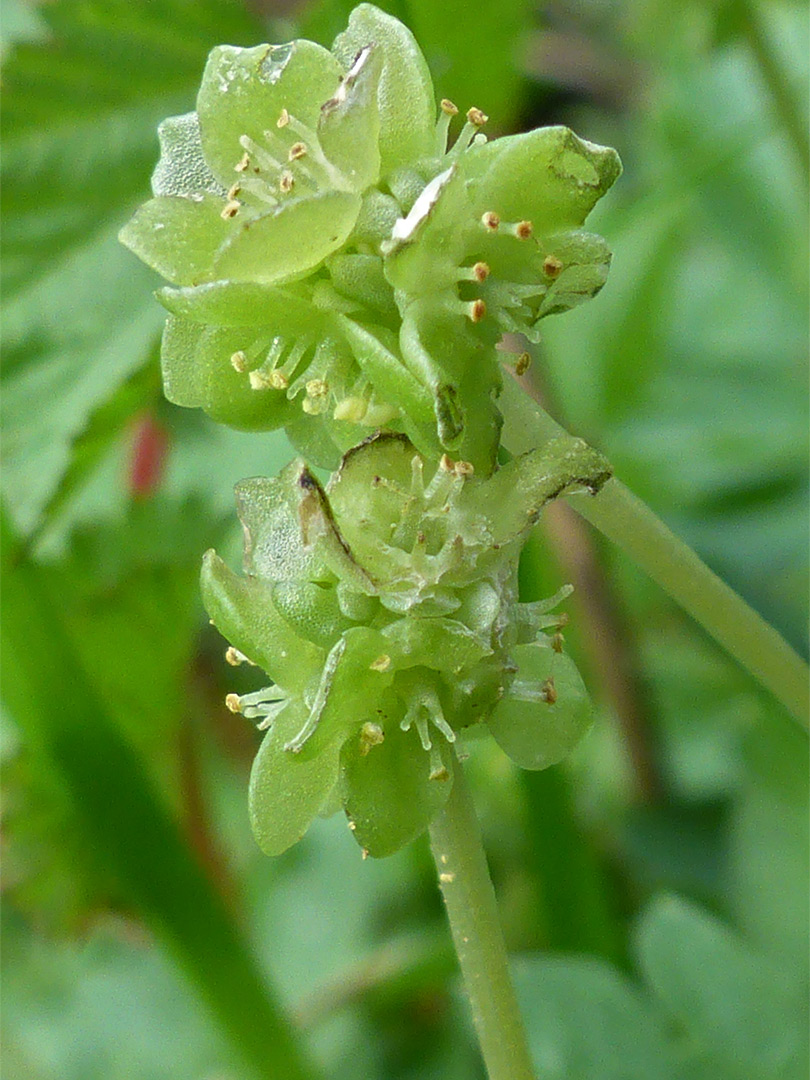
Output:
left=203, top=434, right=611, bottom=857
left=120, top=4, right=620, bottom=475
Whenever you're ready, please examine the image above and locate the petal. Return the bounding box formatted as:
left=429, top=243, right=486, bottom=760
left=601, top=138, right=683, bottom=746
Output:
left=160, top=316, right=297, bottom=430
left=157, top=279, right=334, bottom=331
left=332, top=5, right=435, bottom=175
left=119, top=194, right=235, bottom=286
left=318, top=44, right=382, bottom=192
left=488, top=643, right=593, bottom=770
left=340, top=710, right=454, bottom=858
left=212, top=190, right=361, bottom=285
left=200, top=550, right=323, bottom=693
left=249, top=699, right=341, bottom=856
left=197, top=41, right=343, bottom=187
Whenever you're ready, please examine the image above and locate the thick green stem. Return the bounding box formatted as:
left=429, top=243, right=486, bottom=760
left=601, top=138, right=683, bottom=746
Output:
left=429, top=754, right=536, bottom=1080
left=501, top=377, right=809, bottom=727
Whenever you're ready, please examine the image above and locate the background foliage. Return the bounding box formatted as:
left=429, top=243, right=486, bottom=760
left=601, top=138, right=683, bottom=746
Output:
left=1, top=0, right=807, bottom=1077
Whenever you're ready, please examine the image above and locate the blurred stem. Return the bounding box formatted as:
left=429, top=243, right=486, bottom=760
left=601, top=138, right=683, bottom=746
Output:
left=501, top=376, right=810, bottom=728
left=737, top=0, right=809, bottom=186
left=429, top=754, right=536, bottom=1080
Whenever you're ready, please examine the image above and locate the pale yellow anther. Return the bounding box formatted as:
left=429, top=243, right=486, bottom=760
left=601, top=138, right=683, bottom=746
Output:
left=439, top=453, right=455, bottom=472
left=515, top=220, right=533, bottom=240
left=482, top=211, right=500, bottom=231
left=469, top=298, right=487, bottom=323
left=277, top=107, right=290, bottom=128
left=225, top=647, right=241, bottom=666
left=249, top=370, right=274, bottom=390
left=268, top=370, right=289, bottom=390
left=515, top=352, right=531, bottom=376
left=227, top=182, right=242, bottom=200
left=369, top=654, right=391, bottom=672
left=441, top=98, right=459, bottom=115
left=543, top=254, right=563, bottom=279
left=454, top=460, right=475, bottom=478
left=235, top=152, right=250, bottom=173
left=288, top=141, right=307, bottom=161
left=230, top=350, right=247, bottom=373
left=359, top=721, right=385, bottom=756
left=225, top=693, right=242, bottom=714
left=348, top=820, right=357, bottom=831
left=467, top=106, right=488, bottom=126
left=279, top=170, right=295, bottom=194
left=361, top=848, right=369, bottom=860
left=221, top=199, right=241, bottom=219
left=305, top=378, right=328, bottom=398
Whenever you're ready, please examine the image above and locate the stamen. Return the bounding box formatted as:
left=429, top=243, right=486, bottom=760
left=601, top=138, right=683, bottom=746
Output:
left=277, top=107, right=290, bottom=128
left=279, top=170, right=295, bottom=194
left=227, top=182, right=242, bottom=200
left=429, top=743, right=450, bottom=781
left=466, top=106, right=488, bottom=126
left=481, top=211, right=500, bottom=232
left=515, top=352, right=531, bottom=376
left=221, top=199, right=241, bottom=219
left=543, top=254, right=563, bottom=278
left=230, top=350, right=248, bottom=373
left=441, top=99, right=459, bottom=116
left=458, top=261, right=490, bottom=283
left=540, top=677, right=557, bottom=705
left=225, top=645, right=253, bottom=665
left=235, top=151, right=251, bottom=173
left=288, top=141, right=307, bottom=161
left=359, top=721, right=385, bottom=755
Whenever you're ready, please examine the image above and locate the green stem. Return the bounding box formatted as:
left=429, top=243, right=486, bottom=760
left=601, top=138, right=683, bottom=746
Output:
left=501, top=377, right=809, bottom=727
left=737, top=0, right=810, bottom=186
left=429, top=754, right=536, bottom=1080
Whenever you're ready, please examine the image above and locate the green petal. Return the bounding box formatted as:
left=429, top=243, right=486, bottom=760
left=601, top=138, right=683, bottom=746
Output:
left=157, top=280, right=333, bottom=332
left=334, top=316, right=434, bottom=423
left=341, top=710, right=454, bottom=858
left=488, top=642, right=593, bottom=770
left=119, top=194, right=235, bottom=286
left=465, top=126, right=622, bottom=233
left=151, top=111, right=224, bottom=199
left=197, top=41, right=343, bottom=187
left=249, top=700, right=341, bottom=856
left=285, top=626, right=394, bottom=759
left=533, top=230, right=612, bottom=321
left=160, top=316, right=297, bottom=431
left=272, top=580, right=358, bottom=649
left=383, top=616, right=491, bottom=672
left=457, top=436, right=613, bottom=548
left=235, top=463, right=331, bottom=583
left=318, top=44, right=382, bottom=192
left=332, top=4, right=435, bottom=175
left=200, top=550, right=323, bottom=693
left=212, top=191, right=361, bottom=285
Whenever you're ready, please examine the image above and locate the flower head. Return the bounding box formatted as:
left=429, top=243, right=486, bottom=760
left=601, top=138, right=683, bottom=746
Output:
left=120, top=5, right=620, bottom=475
left=203, top=433, right=610, bottom=857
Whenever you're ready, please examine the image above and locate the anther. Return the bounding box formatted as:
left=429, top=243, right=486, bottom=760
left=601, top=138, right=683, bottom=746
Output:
left=249, top=370, right=273, bottom=390
left=473, top=261, right=490, bottom=282
left=235, top=152, right=251, bottom=173
left=268, top=370, right=289, bottom=390
left=227, top=183, right=242, bottom=200
left=543, top=254, right=563, bottom=278
left=454, top=460, right=475, bottom=478
left=515, top=220, right=533, bottom=240
left=230, top=350, right=247, bottom=373
left=439, top=453, right=455, bottom=472
left=482, top=211, right=500, bottom=232
left=515, top=352, right=531, bottom=376
left=359, top=721, right=385, bottom=756
left=469, top=298, right=487, bottom=323
left=466, top=106, right=488, bottom=126
left=551, top=632, right=565, bottom=654
left=369, top=654, right=391, bottom=672
left=305, top=378, right=328, bottom=398
left=540, top=677, right=557, bottom=705
left=225, top=693, right=242, bottom=714
left=277, top=108, right=290, bottom=128
left=348, top=820, right=357, bottom=831
left=288, top=141, right=307, bottom=161
left=279, top=170, right=295, bottom=194
left=441, top=98, right=459, bottom=115
left=225, top=646, right=251, bottom=666
left=221, top=199, right=241, bottom=219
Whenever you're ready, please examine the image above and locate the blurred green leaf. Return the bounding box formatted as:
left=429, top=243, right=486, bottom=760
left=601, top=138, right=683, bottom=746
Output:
left=511, top=954, right=675, bottom=1079
left=636, top=894, right=809, bottom=1080
left=0, top=509, right=319, bottom=1080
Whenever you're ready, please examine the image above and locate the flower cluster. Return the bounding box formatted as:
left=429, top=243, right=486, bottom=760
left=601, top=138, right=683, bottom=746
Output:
left=120, top=4, right=620, bottom=475
left=203, top=432, right=610, bottom=857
